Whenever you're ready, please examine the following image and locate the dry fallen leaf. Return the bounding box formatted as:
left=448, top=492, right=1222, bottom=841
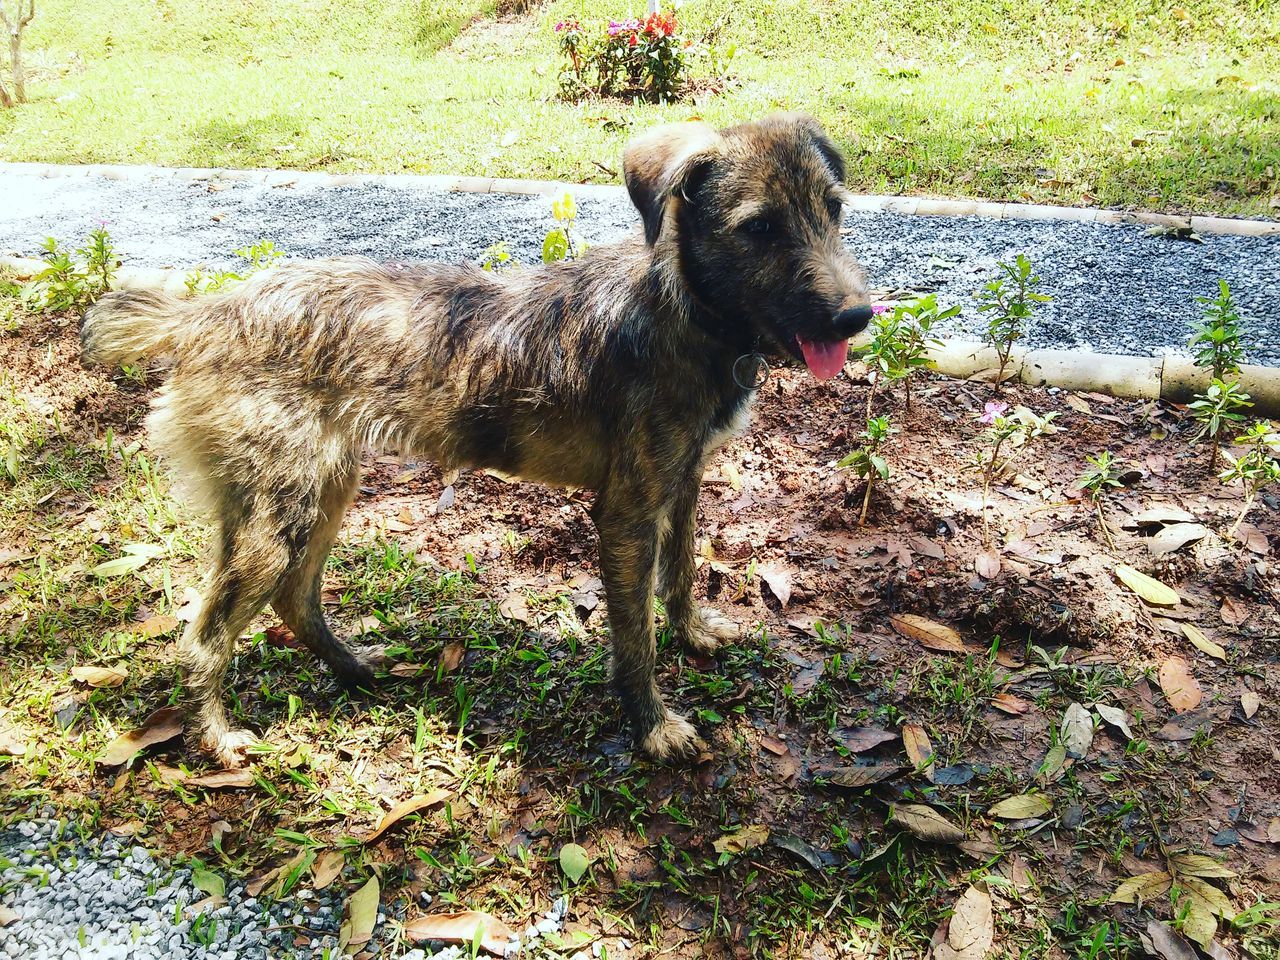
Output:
left=311, top=850, right=345, bottom=890
left=974, top=550, right=1001, bottom=579
left=71, top=665, right=129, bottom=688
left=820, top=765, right=903, bottom=788
left=833, top=725, right=898, bottom=753
left=889, top=614, right=966, bottom=653
left=403, top=911, right=515, bottom=956
left=1149, top=523, right=1209, bottom=556
left=186, top=768, right=255, bottom=790
left=338, top=875, right=380, bottom=952
left=1219, top=595, right=1250, bottom=626
left=0, top=713, right=29, bottom=757
left=1240, top=689, right=1260, bottom=719
left=1060, top=702, right=1094, bottom=759
left=889, top=803, right=964, bottom=843
left=135, top=614, right=180, bottom=638
left=991, top=693, right=1031, bottom=715
left=713, top=823, right=770, bottom=854
left=1181, top=624, right=1226, bottom=661
left=498, top=592, right=532, bottom=625
left=0, top=905, right=18, bottom=927
left=988, top=793, right=1053, bottom=819
left=1093, top=703, right=1134, bottom=740
left=902, top=723, right=935, bottom=780
left=761, top=735, right=789, bottom=756
left=1145, top=919, right=1198, bottom=960
left=1158, top=656, right=1203, bottom=713
left=1114, top=565, right=1180, bottom=606
left=758, top=564, right=792, bottom=607
left=1122, top=505, right=1198, bottom=529
left=98, top=706, right=185, bottom=766
left=364, top=789, right=452, bottom=846
left=1110, top=871, right=1173, bottom=904
left=439, top=642, right=465, bottom=673
left=933, top=883, right=994, bottom=960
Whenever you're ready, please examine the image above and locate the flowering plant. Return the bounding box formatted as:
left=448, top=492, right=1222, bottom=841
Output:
left=557, top=9, right=691, bottom=102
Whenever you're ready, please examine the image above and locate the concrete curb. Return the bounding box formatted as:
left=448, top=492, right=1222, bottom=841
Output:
left=5, top=253, right=1278, bottom=417
left=2, top=161, right=1277, bottom=237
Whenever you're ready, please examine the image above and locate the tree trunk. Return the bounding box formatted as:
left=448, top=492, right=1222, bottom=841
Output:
left=10, top=30, right=23, bottom=103
left=0, top=74, right=12, bottom=108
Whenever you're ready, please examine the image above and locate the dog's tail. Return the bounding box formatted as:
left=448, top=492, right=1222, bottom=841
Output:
left=80, top=290, right=194, bottom=367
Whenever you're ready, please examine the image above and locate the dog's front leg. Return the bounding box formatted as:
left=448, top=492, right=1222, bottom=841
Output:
left=659, top=468, right=740, bottom=656
left=593, top=486, right=704, bottom=762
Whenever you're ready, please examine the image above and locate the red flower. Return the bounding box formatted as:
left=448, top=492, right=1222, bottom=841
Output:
left=629, top=33, right=638, bottom=46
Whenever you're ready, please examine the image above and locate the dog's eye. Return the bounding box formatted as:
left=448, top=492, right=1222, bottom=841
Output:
left=742, top=218, right=773, bottom=236
left=826, top=198, right=844, bottom=221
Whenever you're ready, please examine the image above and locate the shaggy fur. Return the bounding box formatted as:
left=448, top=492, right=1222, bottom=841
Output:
left=80, top=113, right=872, bottom=765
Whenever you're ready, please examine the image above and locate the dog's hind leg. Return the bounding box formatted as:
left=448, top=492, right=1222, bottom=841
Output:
left=658, top=465, right=739, bottom=656
left=594, top=475, right=704, bottom=763
left=271, top=451, right=381, bottom=689
left=180, top=485, right=299, bottom=767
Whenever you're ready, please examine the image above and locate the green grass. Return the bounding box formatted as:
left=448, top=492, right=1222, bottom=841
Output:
left=0, top=0, right=1276, bottom=215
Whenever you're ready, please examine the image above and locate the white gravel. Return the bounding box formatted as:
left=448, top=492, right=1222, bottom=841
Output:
left=0, top=817, right=570, bottom=959
left=1, top=169, right=1277, bottom=364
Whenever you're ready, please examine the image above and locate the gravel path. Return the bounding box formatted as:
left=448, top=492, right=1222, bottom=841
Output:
left=2, top=168, right=1278, bottom=364
left=0, top=816, right=572, bottom=959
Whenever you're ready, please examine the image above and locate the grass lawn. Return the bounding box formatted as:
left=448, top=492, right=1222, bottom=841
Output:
left=0, top=0, right=1277, bottom=216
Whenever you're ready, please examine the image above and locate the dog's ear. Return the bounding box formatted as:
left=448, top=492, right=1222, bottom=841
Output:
left=624, top=121, right=723, bottom=245
left=765, top=112, right=847, bottom=184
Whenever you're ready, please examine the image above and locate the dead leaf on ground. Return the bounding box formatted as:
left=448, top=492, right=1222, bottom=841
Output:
left=1122, top=505, right=1198, bottom=529
left=820, top=765, right=903, bottom=788
left=974, top=550, right=1001, bottom=579
left=1149, top=523, right=1209, bottom=556
left=889, top=803, right=964, bottom=843
left=135, top=614, right=180, bottom=638
left=0, top=905, right=18, bottom=927
left=988, top=793, right=1053, bottom=819
left=0, top=713, right=29, bottom=757
left=1092, top=703, right=1134, bottom=740
left=403, top=911, right=515, bottom=956
left=1154, top=704, right=1222, bottom=741
left=713, top=823, right=770, bottom=854
left=902, top=723, right=935, bottom=779
left=1240, top=688, right=1260, bottom=719
left=1219, top=595, right=1250, bottom=626
left=338, top=875, right=380, bottom=952
left=1114, top=564, right=1180, bottom=606
left=1230, top=521, right=1269, bottom=555
left=364, top=789, right=452, bottom=846
left=1238, top=818, right=1280, bottom=844
left=1038, top=742, right=1067, bottom=782
left=498, top=592, right=532, bottom=625
left=757, top=564, right=792, bottom=607
left=1168, top=853, right=1235, bottom=879
left=1182, top=624, right=1226, bottom=661
left=1111, top=871, right=1173, bottom=904
left=312, top=850, right=345, bottom=890
left=833, top=725, right=898, bottom=753
left=71, top=664, right=129, bottom=688
left=265, top=624, right=304, bottom=649
left=991, top=693, right=1031, bottom=715
left=439, top=642, right=465, bottom=673
left=932, top=883, right=994, bottom=960
left=889, top=613, right=966, bottom=653
left=1145, top=920, right=1198, bottom=960
left=761, top=735, right=789, bottom=756
left=187, top=768, right=255, bottom=790
left=98, top=706, right=185, bottom=766
left=1158, top=656, right=1203, bottom=713
left=1060, top=702, right=1094, bottom=759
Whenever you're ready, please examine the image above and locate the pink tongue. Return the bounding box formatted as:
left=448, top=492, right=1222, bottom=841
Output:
left=797, top=337, right=849, bottom=380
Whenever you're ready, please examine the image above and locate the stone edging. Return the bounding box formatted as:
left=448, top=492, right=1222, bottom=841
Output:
left=3, top=253, right=1277, bottom=416
left=2, top=161, right=1277, bottom=238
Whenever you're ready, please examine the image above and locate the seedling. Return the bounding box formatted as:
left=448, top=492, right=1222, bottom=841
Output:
left=185, top=239, right=284, bottom=295
left=973, top=401, right=1057, bottom=541
left=1218, top=419, right=1280, bottom=539
left=1190, top=280, right=1245, bottom=381
left=21, top=226, right=117, bottom=312
left=479, top=242, right=516, bottom=272
left=1188, top=379, right=1252, bottom=469
left=861, top=295, right=956, bottom=415
left=838, top=415, right=893, bottom=526
left=976, top=254, right=1051, bottom=389
left=542, top=192, right=588, bottom=264
left=1077, top=451, right=1123, bottom=548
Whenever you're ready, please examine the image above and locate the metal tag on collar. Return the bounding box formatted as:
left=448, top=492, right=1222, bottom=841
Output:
left=733, top=352, right=769, bottom=390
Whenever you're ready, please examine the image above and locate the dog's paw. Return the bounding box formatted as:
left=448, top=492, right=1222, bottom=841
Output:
left=353, top=643, right=389, bottom=671
left=678, top=607, right=740, bottom=655
left=335, top=644, right=385, bottom=690
left=639, top=712, right=706, bottom=763
left=202, top=728, right=258, bottom=768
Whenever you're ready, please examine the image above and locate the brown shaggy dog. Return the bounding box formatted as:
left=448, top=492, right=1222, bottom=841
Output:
left=80, top=113, right=873, bottom=765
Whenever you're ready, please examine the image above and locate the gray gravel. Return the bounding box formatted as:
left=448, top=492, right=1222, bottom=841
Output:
left=0, top=816, right=566, bottom=959
left=1, top=169, right=1277, bottom=364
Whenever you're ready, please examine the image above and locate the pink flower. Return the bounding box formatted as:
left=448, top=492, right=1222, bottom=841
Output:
left=871, top=304, right=889, bottom=314
left=979, top=401, right=1008, bottom=425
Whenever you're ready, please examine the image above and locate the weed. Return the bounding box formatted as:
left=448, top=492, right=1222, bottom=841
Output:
left=975, top=255, right=1051, bottom=388
left=1218, top=419, right=1280, bottom=538
left=1077, top=451, right=1124, bottom=548
left=1190, top=280, right=1246, bottom=381
left=860, top=295, right=956, bottom=415
left=838, top=415, right=893, bottom=526
left=22, top=227, right=118, bottom=313
left=1188, top=379, right=1252, bottom=469
left=541, top=192, right=587, bottom=264
left=184, top=239, right=284, bottom=294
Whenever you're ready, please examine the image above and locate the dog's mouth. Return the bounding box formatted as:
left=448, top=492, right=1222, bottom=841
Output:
left=791, top=335, right=850, bottom=381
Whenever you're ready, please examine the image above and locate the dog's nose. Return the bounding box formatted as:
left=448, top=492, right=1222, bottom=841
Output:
left=833, top=305, right=874, bottom=338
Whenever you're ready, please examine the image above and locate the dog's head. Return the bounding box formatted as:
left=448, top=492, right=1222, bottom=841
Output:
left=624, top=113, right=871, bottom=380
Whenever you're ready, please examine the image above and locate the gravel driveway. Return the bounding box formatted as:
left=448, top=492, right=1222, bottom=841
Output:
left=2, top=167, right=1277, bottom=365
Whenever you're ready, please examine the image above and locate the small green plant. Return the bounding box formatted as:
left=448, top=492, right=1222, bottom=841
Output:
left=1218, top=419, right=1280, bottom=539
left=1188, top=379, right=1252, bottom=469
left=973, top=401, right=1057, bottom=541
left=479, top=242, right=516, bottom=272
left=22, top=226, right=117, bottom=312
left=838, top=415, right=893, bottom=526
left=976, top=254, right=1051, bottom=388
left=861, top=295, right=957, bottom=415
left=185, top=239, right=284, bottom=294
left=1077, top=451, right=1124, bottom=548
left=542, top=192, right=587, bottom=264
left=1190, top=280, right=1246, bottom=381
